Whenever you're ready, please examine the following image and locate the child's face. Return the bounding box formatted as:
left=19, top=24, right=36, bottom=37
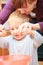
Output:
left=11, top=29, right=26, bottom=41
left=10, top=21, right=26, bottom=41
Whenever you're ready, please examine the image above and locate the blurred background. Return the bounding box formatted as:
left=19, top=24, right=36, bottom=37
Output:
left=0, top=0, right=43, bottom=65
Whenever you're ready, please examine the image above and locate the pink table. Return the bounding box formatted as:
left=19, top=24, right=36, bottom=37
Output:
left=0, top=55, right=30, bottom=65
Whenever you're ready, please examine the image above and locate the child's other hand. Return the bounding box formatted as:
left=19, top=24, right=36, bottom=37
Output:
left=18, top=22, right=31, bottom=32
left=0, top=30, right=7, bottom=37
left=19, top=22, right=34, bottom=38
left=0, top=24, right=7, bottom=37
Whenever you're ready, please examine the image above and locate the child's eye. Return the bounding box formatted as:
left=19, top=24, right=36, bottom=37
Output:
left=11, top=28, right=14, bottom=30
left=16, top=27, right=18, bottom=29
left=11, top=27, right=18, bottom=31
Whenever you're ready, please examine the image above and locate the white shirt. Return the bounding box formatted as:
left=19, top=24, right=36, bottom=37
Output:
left=0, top=31, right=43, bottom=65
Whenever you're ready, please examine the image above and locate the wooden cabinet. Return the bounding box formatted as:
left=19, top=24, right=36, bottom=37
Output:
left=0, top=48, right=9, bottom=56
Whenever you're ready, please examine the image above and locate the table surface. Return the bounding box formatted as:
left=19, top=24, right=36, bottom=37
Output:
left=0, top=55, right=30, bottom=65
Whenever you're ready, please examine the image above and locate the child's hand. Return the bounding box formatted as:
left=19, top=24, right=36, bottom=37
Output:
left=18, top=22, right=31, bottom=32
left=0, top=24, right=7, bottom=37
left=0, top=30, right=7, bottom=37
left=18, top=22, right=34, bottom=38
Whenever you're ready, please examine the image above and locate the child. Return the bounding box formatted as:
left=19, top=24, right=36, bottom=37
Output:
left=0, top=11, right=43, bottom=65
left=0, top=0, right=37, bottom=35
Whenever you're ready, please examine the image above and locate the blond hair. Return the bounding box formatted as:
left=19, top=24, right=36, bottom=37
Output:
left=8, top=11, right=29, bottom=29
